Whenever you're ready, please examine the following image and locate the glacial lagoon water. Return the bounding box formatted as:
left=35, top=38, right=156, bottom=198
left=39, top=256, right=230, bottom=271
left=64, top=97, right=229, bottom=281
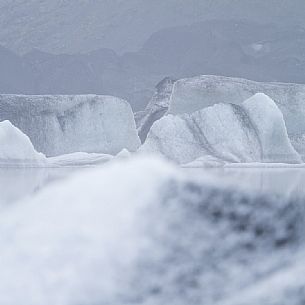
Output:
left=1, top=166, right=305, bottom=206
left=0, top=167, right=81, bottom=206
left=186, top=167, right=305, bottom=199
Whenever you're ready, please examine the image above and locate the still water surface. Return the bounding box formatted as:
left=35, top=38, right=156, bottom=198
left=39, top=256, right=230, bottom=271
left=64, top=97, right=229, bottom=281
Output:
left=1, top=167, right=305, bottom=205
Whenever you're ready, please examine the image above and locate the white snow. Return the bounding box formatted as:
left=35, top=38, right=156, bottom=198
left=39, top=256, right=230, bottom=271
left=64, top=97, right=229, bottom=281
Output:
left=141, top=93, right=302, bottom=164
left=0, top=156, right=179, bottom=305
left=0, top=94, right=141, bottom=157
left=0, top=155, right=303, bottom=305
left=0, top=120, right=46, bottom=166
left=219, top=252, right=305, bottom=305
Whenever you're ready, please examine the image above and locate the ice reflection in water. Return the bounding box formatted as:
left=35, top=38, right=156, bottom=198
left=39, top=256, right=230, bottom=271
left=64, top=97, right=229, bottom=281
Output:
left=186, top=168, right=305, bottom=199
left=0, top=168, right=80, bottom=205
left=1, top=167, right=305, bottom=206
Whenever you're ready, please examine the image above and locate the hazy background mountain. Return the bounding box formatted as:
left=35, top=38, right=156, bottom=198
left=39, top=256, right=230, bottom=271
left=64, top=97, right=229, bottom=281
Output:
left=1, top=1, right=305, bottom=110
left=0, top=0, right=305, bottom=55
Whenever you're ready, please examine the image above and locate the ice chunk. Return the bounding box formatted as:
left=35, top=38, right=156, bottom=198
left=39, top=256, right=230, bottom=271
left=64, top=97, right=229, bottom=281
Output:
left=47, top=152, right=113, bottom=167
left=182, top=155, right=226, bottom=168
left=243, top=93, right=301, bottom=163
left=115, top=148, right=131, bottom=159
left=141, top=94, right=302, bottom=164
left=141, top=103, right=261, bottom=164
left=135, top=77, right=175, bottom=143
left=139, top=113, right=210, bottom=164
left=168, top=76, right=305, bottom=150
left=0, top=156, right=303, bottom=305
left=0, top=120, right=46, bottom=166
left=0, top=94, right=141, bottom=157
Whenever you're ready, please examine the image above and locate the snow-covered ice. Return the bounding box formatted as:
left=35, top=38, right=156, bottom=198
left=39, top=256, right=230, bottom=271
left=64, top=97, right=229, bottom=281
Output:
left=0, top=94, right=141, bottom=157
left=168, top=75, right=305, bottom=155
left=48, top=152, right=114, bottom=167
left=141, top=93, right=302, bottom=164
left=0, top=120, right=46, bottom=166
left=0, top=120, right=117, bottom=168
left=243, top=93, right=301, bottom=163
left=0, top=155, right=304, bottom=305
left=135, top=77, right=175, bottom=142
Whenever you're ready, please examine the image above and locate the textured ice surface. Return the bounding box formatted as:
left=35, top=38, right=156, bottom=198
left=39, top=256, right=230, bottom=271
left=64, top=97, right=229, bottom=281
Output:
left=0, top=94, right=140, bottom=157
left=48, top=152, right=114, bottom=167
left=0, top=120, right=46, bottom=166
left=47, top=149, right=132, bottom=167
left=135, top=77, right=175, bottom=142
left=0, top=156, right=304, bottom=305
left=243, top=94, right=301, bottom=163
left=169, top=76, right=305, bottom=152
left=141, top=94, right=301, bottom=164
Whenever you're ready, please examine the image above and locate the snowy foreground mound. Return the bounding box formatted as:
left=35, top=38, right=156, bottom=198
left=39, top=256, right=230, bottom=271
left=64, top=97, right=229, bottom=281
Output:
left=168, top=75, right=305, bottom=153
left=0, top=120, right=46, bottom=166
left=142, top=93, right=301, bottom=164
left=0, top=156, right=304, bottom=305
left=0, top=94, right=140, bottom=156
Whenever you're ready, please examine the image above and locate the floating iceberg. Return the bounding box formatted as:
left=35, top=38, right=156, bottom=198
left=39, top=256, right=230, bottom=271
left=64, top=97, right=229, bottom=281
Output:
left=0, top=94, right=141, bottom=157
left=47, top=152, right=114, bottom=167
left=135, top=77, right=175, bottom=143
left=243, top=94, right=301, bottom=163
left=0, top=119, right=133, bottom=168
left=0, top=156, right=304, bottom=305
left=47, top=148, right=133, bottom=167
left=141, top=93, right=302, bottom=164
left=168, top=75, right=305, bottom=154
left=0, top=120, right=46, bottom=166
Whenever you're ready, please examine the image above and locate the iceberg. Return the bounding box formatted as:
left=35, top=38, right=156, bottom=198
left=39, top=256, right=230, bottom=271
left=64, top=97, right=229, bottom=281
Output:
left=243, top=93, right=301, bottom=163
left=47, top=152, right=113, bottom=167
left=135, top=77, right=175, bottom=143
left=168, top=75, right=305, bottom=154
left=0, top=156, right=304, bottom=305
left=0, top=120, right=46, bottom=166
left=141, top=93, right=302, bottom=164
left=0, top=94, right=141, bottom=157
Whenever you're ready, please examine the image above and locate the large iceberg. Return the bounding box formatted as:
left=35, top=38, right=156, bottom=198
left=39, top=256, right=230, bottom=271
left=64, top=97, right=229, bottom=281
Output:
left=0, top=94, right=140, bottom=157
left=168, top=75, right=305, bottom=154
left=0, top=120, right=46, bottom=166
left=135, top=77, right=175, bottom=143
left=0, top=156, right=304, bottom=305
left=141, top=93, right=302, bottom=164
